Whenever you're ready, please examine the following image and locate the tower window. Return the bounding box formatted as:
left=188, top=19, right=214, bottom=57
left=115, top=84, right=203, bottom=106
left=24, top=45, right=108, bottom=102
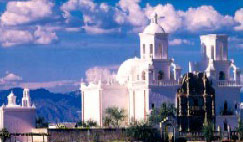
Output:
left=158, top=44, right=162, bottom=57
left=224, top=119, right=228, bottom=131
left=211, top=45, right=215, bottom=59
left=219, top=71, right=225, bottom=80
left=158, top=71, right=164, bottom=80
left=150, top=44, right=153, bottom=54
left=142, top=71, right=146, bottom=80
left=151, top=103, right=155, bottom=109
left=143, top=44, right=145, bottom=54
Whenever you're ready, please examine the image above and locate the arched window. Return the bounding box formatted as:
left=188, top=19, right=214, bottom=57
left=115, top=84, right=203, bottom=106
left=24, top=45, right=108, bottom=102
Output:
left=219, top=71, right=225, bottom=80
left=151, top=103, right=155, bottom=109
left=224, top=119, right=228, bottom=131
left=158, top=44, right=162, bottom=58
left=211, top=45, right=214, bottom=59
left=143, top=44, right=145, bottom=54
left=224, top=101, right=228, bottom=113
left=158, top=71, right=164, bottom=80
left=142, top=71, right=146, bottom=80
left=235, top=103, right=238, bottom=110
left=150, top=44, right=153, bottom=54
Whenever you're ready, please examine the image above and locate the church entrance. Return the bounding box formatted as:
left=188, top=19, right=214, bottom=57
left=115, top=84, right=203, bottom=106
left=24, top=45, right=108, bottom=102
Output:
left=160, top=116, right=177, bottom=142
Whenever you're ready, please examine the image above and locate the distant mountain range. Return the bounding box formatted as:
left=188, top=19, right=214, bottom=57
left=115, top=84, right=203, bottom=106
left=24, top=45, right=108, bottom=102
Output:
left=0, top=88, right=81, bottom=123
left=0, top=88, right=241, bottom=123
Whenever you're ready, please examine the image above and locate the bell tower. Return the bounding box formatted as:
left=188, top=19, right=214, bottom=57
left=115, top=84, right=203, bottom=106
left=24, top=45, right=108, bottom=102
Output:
left=200, top=34, right=228, bottom=61
left=139, top=13, right=168, bottom=60
left=22, top=88, right=31, bottom=107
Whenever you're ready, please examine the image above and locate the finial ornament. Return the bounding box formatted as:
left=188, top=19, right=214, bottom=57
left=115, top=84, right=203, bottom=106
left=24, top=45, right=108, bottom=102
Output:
left=151, top=13, right=158, bottom=24
left=150, top=12, right=165, bottom=24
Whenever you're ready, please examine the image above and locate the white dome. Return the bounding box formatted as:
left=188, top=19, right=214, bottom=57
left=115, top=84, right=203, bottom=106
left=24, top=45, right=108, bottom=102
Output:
left=143, top=12, right=165, bottom=34
left=143, top=23, right=165, bottom=34
left=116, top=58, right=147, bottom=85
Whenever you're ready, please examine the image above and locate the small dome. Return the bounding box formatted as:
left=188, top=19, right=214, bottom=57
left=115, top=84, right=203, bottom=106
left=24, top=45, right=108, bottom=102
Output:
left=8, top=91, right=15, bottom=98
left=143, top=12, right=165, bottom=34
left=143, top=23, right=165, bottom=34
left=116, top=58, right=147, bottom=85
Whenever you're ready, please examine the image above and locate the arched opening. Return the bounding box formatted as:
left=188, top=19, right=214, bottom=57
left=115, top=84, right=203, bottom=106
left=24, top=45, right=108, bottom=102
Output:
left=224, top=119, right=228, bottom=131
left=143, top=44, right=145, bottom=54
left=229, top=67, right=234, bottom=80
left=150, top=44, right=153, bottom=54
left=219, top=71, right=225, bottom=80
left=158, top=44, right=162, bottom=58
left=151, top=103, right=155, bottom=109
left=158, top=71, right=164, bottom=80
left=161, top=117, right=177, bottom=142
left=235, top=103, right=238, bottom=110
left=224, top=100, right=228, bottom=113
left=211, top=45, right=215, bottom=59
left=142, top=71, right=146, bottom=80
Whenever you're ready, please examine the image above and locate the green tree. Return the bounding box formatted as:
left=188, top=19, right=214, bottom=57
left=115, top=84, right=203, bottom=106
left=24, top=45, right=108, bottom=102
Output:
left=0, top=128, right=10, bottom=142
left=203, top=121, right=214, bottom=142
left=236, top=120, right=243, bottom=140
left=103, top=106, right=125, bottom=127
left=76, top=120, right=97, bottom=128
left=36, top=116, right=48, bottom=128
left=149, top=102, right=176, bottom=125
left=126, top=122, right=161, bottom=142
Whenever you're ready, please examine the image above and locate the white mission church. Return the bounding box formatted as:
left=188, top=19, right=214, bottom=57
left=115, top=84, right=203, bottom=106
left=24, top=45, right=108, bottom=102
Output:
left=81, top=13, right=242, bottom=128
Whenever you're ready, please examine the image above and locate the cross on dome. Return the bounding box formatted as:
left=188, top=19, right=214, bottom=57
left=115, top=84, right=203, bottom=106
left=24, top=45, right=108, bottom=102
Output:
left=143, top=12, right=165, bottom=34
left=151, top=13, right=158, bottom=24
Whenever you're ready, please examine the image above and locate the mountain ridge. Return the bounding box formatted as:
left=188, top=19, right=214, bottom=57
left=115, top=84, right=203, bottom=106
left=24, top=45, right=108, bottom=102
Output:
left=0, top=87, right=81, bottom=122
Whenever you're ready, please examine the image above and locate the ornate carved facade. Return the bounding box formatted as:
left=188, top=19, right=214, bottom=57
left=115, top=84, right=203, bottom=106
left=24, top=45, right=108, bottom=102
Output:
left=177, top=72, right=215, bottom=131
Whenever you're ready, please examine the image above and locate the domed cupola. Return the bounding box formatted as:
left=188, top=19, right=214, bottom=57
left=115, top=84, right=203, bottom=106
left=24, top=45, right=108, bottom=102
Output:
left=139, top=13, right=168, bottom=60
left=143, top=13, right=165, bottom=34
left=7, top=91, right=17, bottom=106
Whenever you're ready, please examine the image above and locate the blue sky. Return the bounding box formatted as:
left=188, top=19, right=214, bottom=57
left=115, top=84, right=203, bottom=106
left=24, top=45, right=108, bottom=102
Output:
left=0, top=0, right=242, bottom=92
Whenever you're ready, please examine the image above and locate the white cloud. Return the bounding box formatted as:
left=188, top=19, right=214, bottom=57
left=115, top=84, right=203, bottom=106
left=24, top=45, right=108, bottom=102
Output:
left=234, top=8, right=243, bottom=31
left=229, top=36, right=243, bottom=49
left=20, top=80, right=79, bottom=91
left=82, top=25, right=120, bottom=34
left=85, top=66, right=118, bottom=83
left=115, top=0, right=147, bottom=27
left=144, top=4, right=234, bottom=33
left=0, top=72, right=79, bottom=92
left=34, top=26, right=58, bottom=44
left=0, top=29, right=34, bottom=47
left=0, top=72, right=23, bottom=89
left=0, top=0, right=58, bottom=47
left=145, top=4, right=182, bottom=33
left=1, top=73, right=22, bottom=82
left=169, top=38, right=193, bottom=45
left=62, top=0, right=121, bottom=34
left=61, top=1, right=239, bottom=34
left=0, top=26, right=58, bottom=47
left=179, top=6, right=234, bottom=32
left=1, top=0, right=54, bottom=26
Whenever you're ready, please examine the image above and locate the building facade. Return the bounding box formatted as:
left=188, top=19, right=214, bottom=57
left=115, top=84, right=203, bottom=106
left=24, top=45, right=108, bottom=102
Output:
left=81, top=13, right=182, bottom=126
left=0, top=89, right=36, bottom=142
left=81, top=14, right=241, bottom=129
left=189, top=34, right=241, bottom=130
left=177, top=73, right=215, bottom=131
